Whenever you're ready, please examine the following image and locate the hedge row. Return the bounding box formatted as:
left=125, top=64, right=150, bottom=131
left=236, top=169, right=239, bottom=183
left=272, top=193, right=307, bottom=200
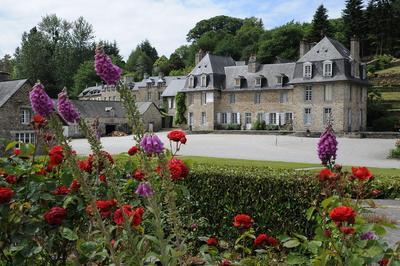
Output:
left=182, top=164, right=400, bottom=238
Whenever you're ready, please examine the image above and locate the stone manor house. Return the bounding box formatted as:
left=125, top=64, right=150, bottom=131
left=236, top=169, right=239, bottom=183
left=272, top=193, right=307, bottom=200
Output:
left=80, top=37, right=369, bottom=133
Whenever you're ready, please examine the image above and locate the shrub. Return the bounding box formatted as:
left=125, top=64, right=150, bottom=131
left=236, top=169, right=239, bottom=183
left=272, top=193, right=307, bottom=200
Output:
left=367, top=54, right=394, bottom=73
left=252, top=120, right=266, bottom=130
left=372, top=116, right=399, bottom=131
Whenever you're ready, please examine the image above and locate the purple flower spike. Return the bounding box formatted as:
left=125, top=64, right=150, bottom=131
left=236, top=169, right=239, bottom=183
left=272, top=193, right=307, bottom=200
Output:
left=29, top=83, right=54, bottom=117
left=57, top=88, right=80, bottom=123
left=317, top=124, right=338, bottom=166
left=94, top=45, right=121, bottom=85
left=140, top=134, right=164, bottom=154
left=360, top=231, right=376, bottom=240
left=135, top=182, right=154, bottom=197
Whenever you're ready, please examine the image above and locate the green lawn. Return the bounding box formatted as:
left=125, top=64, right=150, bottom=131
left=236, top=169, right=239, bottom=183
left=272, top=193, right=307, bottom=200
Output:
left=180, top=156, right=400, bottom=177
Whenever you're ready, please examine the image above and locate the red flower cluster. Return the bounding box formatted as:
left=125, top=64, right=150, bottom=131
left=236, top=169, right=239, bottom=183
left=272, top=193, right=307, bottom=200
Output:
left=99, top=175, right=107, bottom=182
left=167, top=130, right=187, bottom=144
left=0, top=187, right=13, bottom=204
left=70, top=179, right=80, bottom=191
left=44, top=206, right=66, bottom=225
left=207, top=237, right=218, bottom=246
left=317, top=168, right=338, bottom=182
left=13, top=148, right=21, bottom=156
left=233, top=214, right=253, bottom=229
left=48, top=145, right=64, bottom=168
left=52, top=185, right=71, bottom=195
left=128, top=146, right=139, bottom=156
left=339, top=226, right=356, bottom=235
left=96, top=199, right=118, bottom=218
left=79, top=151, right=114, bottom=173
left=253, top=233, right=279, bottom=247
left=168, top=158, right=189, bottom=181
left=5, top=174, right=17, bottom=184
left=113, top=205, right=144, bottom=226
left=32, top=114, right=45, bottom=128
left=134, top=169, right=145, bottom=181
left=329, top=206, right=356, bottom=224
left=351, top=167, right=373, bottom=181
left=220, top=259, right=232, bottom=266
left=379, top=258, right=389, bottom=266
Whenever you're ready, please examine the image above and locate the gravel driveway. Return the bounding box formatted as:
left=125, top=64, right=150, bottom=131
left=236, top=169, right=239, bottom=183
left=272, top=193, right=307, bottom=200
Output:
left=70, top=133, right=400, bottom=169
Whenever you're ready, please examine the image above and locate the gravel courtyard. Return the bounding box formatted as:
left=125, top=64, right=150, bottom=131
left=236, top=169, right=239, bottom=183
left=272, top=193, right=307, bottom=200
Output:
left=70, top=133, right=400, bottom=169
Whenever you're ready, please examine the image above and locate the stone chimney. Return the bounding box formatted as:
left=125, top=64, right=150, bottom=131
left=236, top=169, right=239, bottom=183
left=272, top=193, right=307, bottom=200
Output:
left=350, top=37, right=360, bottom=62
left=248, top=55, right=260, bottom=73
left=299, top=40, right=313, bottom=58
left=0, top=71, right=10, bottom=82
left=195, top=49, right=206, bottom=65
left=143, top=73, right=149, bottom=79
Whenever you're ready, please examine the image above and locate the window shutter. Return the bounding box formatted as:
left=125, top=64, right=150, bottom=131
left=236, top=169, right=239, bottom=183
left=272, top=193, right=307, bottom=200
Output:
left=303, top=111, right=307, bottom=125
left=217, top=113, right=221, bottom=124
left=237, top=113, right=241, bottom=124
left=275, top=113, right=280, bottom=125
left=265, top=112, right=270, bottom=124
left=227, top=113, right=231, bottom=124
left=280, top=113, right=286, bottom=125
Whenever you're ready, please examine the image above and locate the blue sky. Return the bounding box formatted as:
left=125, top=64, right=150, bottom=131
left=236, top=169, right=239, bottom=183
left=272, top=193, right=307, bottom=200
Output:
left=0, top=0, right=347, bottom=60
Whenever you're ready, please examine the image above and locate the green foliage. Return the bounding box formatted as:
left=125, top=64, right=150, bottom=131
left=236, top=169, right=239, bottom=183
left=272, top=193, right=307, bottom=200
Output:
left=153, top=55, right=170, bottom=75
left=252, top=120, right=266, bottom=130
left=342, top=0, right=366, bottom=42
left=307, top=5, right=333, bottom=42
left=174, top=92, right=187, bottom=125
left=372, top=116, right=399, bottom=131
left=367, top=54, right=394, bottom=73
left=71, top=60, right=101, bottom=97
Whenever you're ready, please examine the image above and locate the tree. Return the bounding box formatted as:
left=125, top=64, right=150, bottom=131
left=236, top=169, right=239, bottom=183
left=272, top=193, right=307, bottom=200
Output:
left=187, top=15, right=243, bottom=41
left=126, top=40, right=158, bottom=79
left=342, top=0, right=365, bottom=42
left=71, top=60, right=101, bottom=98
left=308, top=5, right=333, bottom=42
left=0, top=54, right=13, bottom=73
left=138, top=40, right=158, bottom=63
left=153, top=55, right=170, bottom=75
left=234, top=17, right=264, bottom=60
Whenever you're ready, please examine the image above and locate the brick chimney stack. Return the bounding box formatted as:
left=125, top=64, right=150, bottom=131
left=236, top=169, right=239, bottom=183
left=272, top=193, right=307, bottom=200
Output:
left=0, top=71, right=10, bottom=82
left=350, top=37, right=360, bottom=62
left=248, top=55, right=260, bottom=73
left=299, top=40, right=313, bottom=58
left=195, top=49, right=206, bottom=65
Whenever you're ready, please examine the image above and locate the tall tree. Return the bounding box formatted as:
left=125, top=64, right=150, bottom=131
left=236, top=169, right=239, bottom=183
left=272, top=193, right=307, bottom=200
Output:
left=71, top=60, right=101, bottom=97
left=308, top=5, right=333, bottom=42
left=0, top=54, right=13, bottom=73
left=153, top=55, right=170, bottom=75
left=342, top=0, right=365, bottom=42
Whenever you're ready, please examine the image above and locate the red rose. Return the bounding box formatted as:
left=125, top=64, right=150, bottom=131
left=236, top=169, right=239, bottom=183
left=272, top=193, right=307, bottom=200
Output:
left=49, top=145, right=64, bottom=166
left=339, top=226, right=356, bottom=235
left=113, top=205, right=144, bottom=226
left=220, top=259, right=232, bottom=266
left=78, top=159, right=92, bottom=173
left=233, top=214, right=253, bottom=229
left=168, top=158, right=189, bottom=181
left=0, top=187, right=14, bottom=204
left=351, top=167, right=373, bottom=181
left=96, top=199, right=117, bottom=218
left=379, top=258, right=389, bottom=266
left=44, top=207, right=66, bottom=225
left=167, top=130, right=187, bottom=143
left=69, top=179, right=80, bottom=191
left=13, top=149, right=21, bottom=156
left=99, top=174, right=107, bottom=182
left=329, top=206, right=356, bottom=224
left=81, top=152, right=114, bottom=172
left=318, top=168, right=338, bottom=181
left=128, top=146, right=139, bottom=156
left=52, top=185, right=71, bottom=195
left=254, top=233, right=268, bottom=247
left=5, top=175, right=17, bottom=184
left=207, top=237, right=218, bottom=246
left=267, top=236, right=279, bottom=246
left=134, top=169, right=145, bottom=181
left=32, top=114, right=45, bottom=127
left=324, top=229, right=332, bottom=237
left=44, top=133, right=53, bottom=142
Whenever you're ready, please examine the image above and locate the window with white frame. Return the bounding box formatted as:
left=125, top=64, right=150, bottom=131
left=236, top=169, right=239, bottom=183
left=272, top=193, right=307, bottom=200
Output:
left=168, top=98, right=175, bottom=109
left=285, top=113, right=293, bottom=124
left=276, top=75, right=283, bottom=85
left=221, top=113, right=228, bottom=124
left=188, top=112, right=193, bottom=126
left=323, top=108, right=332, bottom=124
left=158, top=92, right=162, bottom=100
left=304, top=108, right=312, bottom=125
left=20, top=108, right=32, bottom=125
left=15, top=132, right=35, bottom=144
left=245, top=113, right=251, bottom=124
left=234, top=78, right=241, bottom=88
left=280, top=91, right=289, bottom=103
left=201, top=112, right=206, bottom=125
left=303, top=62, right=312, bottom=78
left=201, top=92, right=207, bottom=105
left=200, top=74, right=207, bottom=87
left=305, top=86, right=312, bottom=101
left=147, top=91, right=152, bottom=101
left=231, top=113, right=238, bottom=124
left=323, top=60, right=333, bottom=77
left=269, top=113, right=277, bottom=125
left=254, top=93, right=261, bottom=104
left=255, top=77, right=261, bottom=87
left=229, top=93, right=236, bottom=104
left=188, top=75, right=195, bottom=88
left=324, top=85, right=333, bottom=102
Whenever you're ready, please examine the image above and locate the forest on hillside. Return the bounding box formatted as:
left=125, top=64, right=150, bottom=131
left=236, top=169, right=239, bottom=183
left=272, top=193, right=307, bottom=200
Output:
left=0, top=0, right=398, bottom=98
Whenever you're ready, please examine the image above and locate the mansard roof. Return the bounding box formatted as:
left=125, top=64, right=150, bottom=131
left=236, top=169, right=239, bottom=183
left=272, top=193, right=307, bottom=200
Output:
left=189, top=53, right=236, bottom=76
left=298, top=37, right=352, bottom=63
left=161, top=79, right=186, bottom=97
left=132, top=75, right=185, bottom=90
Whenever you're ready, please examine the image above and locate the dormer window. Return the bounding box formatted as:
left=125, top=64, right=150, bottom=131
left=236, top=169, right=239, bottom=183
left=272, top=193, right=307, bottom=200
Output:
left=200, top=74, right=207, bottom=87
left=188, top=75, right=195, bottom=88
left=255, top=77, right=261, bottom=87
left=323, top=60, right=333, bottom=77
left=303, top=62, right=312, bottom=78
left=234, top=78, right=241, bottom=88
left=276, top=75, right=283, bottom=85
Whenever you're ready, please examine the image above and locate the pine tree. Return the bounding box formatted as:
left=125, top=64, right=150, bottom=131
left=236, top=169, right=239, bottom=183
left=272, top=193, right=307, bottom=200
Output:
left=342, top=0, right=365, bottom=42
left=308, top=5, right=333, bottom=42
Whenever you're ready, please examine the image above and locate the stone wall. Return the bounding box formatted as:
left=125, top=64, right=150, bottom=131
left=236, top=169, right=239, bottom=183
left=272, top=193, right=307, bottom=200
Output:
left=132, top=86, right=165, bottom=108
left=185, top=91, right=215, bottom=131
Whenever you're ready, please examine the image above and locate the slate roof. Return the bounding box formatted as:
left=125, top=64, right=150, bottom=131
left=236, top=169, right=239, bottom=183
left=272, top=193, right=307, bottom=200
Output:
left=0, top=79, right=29, bottom=107
left=224, top=63, right=296, bottom=90
left=161, top=79, right=186, bottom=97
left=78, top=84, right=116, bottom=97
left=69, top=100, right=156, bottom=119
left=189, top=53, right=236, bottom=75
left=297, top=37, right=352, bottom=62
left=132, top=76, right=185, bottom=90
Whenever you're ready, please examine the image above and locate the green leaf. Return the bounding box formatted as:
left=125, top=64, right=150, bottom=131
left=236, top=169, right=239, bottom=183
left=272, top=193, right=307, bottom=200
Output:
left=321, top=196, right=334, bottom=209
left=306, top=207, right=315, bottom=221
left=5, top=141, right=18, bottom=151
left=308, top=240, right=322, bottom=255
left=283, top=239, right=300, bottom=248
left=373, top=224, right=387, bottom=236
left=348, top=255, right=364, bottom=266
left=60, top=227, right=78, bottom=241
left=287, top=253, right=308, bottom=265
left=363, top=245, right=384, bottom=258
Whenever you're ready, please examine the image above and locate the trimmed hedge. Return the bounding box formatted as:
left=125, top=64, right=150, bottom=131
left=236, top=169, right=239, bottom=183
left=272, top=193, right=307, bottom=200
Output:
left=183, top=163, right=400, bottom=239
left=184, top=164, right=320, bottom=238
